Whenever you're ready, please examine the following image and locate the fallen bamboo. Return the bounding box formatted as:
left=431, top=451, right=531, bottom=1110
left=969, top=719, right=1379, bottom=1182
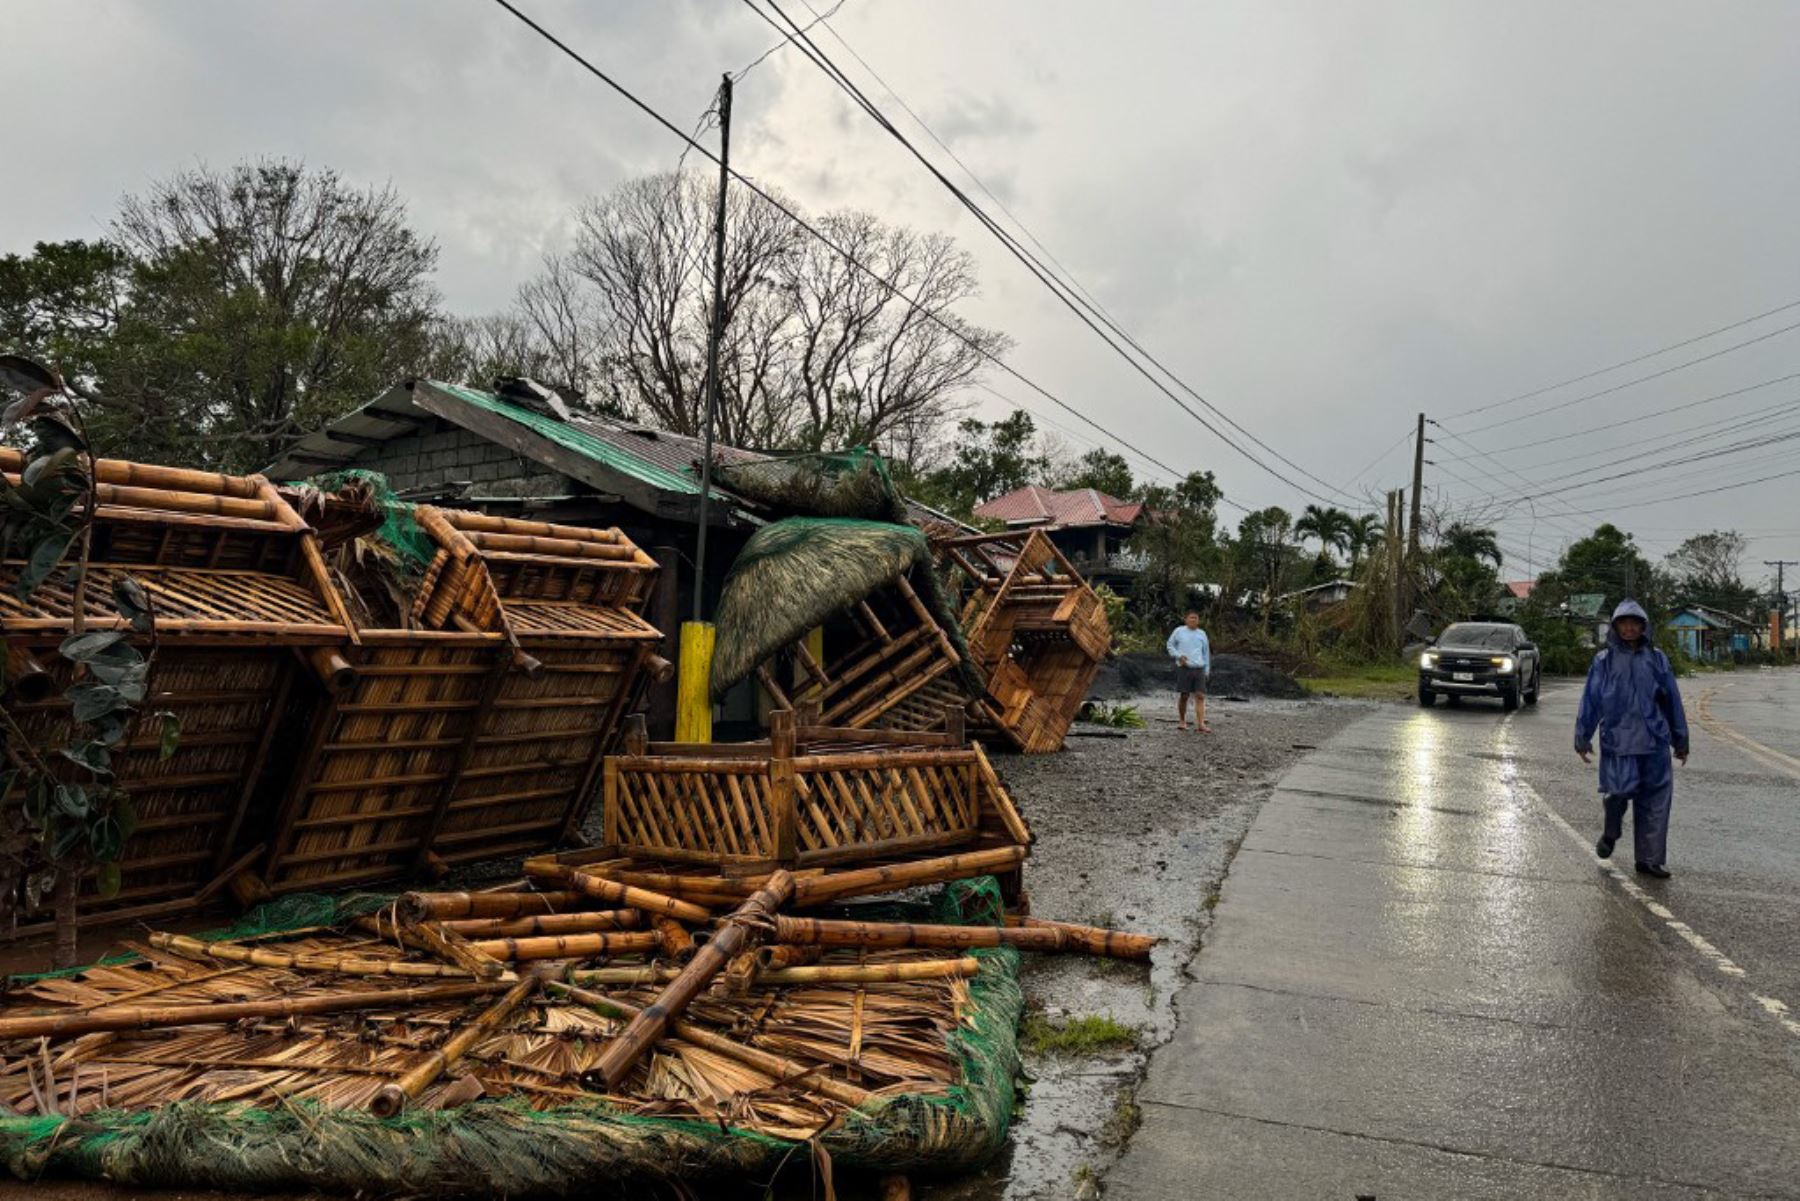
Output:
left=439, top=910, right=642, bottom=938
left=1004, top=916, right=1157, bottom=961
left=408, top=922, right=509, bottom=979
left=792, top=846, right=1028, bottom=905
left=772, top=916, right=1068, bottom=953
left=370, top=974, right=539, bottom=1117
left=548, top=981, right=872, bottom=1109
left=149, top=932, right=472, bottom=979
left=465, top=930, right=664, bottom=962
left=525, top=864, right=712, bottom=924
left=755, top=943, right=824, bottom=970
left=652, top=915, right=695, bottom=960
left=592, top=870, right=795, bottom=1089
left=396, top=890, right=588, bottom=923
left=563, top=957, right=981, bottom=988
left=0, top=981, right=506, bottom=1042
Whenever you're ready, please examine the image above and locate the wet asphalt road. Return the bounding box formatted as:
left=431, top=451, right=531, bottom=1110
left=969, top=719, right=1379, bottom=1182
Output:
left=1111, top=666, right=1800, bottom=1199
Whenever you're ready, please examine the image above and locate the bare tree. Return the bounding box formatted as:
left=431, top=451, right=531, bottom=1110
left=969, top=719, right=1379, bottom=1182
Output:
left=514, top=253, right=603, bottom=397
left=555, top=172, right=1003, bottom=451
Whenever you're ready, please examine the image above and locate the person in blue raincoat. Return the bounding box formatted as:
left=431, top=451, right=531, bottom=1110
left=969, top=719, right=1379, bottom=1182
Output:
left=1574, top=599, right=1689, bottom=878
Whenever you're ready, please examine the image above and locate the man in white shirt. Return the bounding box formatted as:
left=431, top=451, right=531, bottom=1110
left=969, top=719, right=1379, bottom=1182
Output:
left=1166, top=610, right=1212, bottom=733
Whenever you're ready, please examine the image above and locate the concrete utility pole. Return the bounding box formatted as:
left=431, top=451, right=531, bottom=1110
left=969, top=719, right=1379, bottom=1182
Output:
left=1767, top=559, right=1798, bottom=657
left=1408, top=413, right=1426, bottom=565
left=677, top=73, right=733, bottom=744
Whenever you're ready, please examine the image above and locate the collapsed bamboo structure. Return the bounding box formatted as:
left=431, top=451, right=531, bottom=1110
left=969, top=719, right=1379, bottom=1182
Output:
left=934, top=529, right=1112, bottom=753
left=0, top=451, right=356, bottom=934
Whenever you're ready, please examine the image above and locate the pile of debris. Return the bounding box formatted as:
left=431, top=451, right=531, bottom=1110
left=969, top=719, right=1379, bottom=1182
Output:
left=0, top=851, right=1151, bottom=1194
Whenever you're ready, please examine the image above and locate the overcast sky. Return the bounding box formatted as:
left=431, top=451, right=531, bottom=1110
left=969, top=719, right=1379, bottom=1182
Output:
left=12, top=0, right=1800, bottom=584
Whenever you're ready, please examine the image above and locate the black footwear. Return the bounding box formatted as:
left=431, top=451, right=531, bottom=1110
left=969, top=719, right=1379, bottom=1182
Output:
left=1635, top=862, right=1671, bottom=879
left=1595, top=835, right=1616, bottom=859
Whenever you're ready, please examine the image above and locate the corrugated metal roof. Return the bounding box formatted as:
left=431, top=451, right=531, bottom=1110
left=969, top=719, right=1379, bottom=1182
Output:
left=974, top=484, right=1142, bottom=527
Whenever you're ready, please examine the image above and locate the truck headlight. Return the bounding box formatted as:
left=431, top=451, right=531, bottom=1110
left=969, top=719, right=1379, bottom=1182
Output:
left=1492, top=656, right=1515, bottom=673
left=1419, top=652, right=1437, bottom=669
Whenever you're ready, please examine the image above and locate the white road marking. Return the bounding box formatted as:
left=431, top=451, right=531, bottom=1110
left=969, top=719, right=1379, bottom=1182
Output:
left=1493, top=708, right=1800, bottom=1037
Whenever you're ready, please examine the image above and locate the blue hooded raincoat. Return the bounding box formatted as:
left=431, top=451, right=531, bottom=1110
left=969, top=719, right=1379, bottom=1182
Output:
left=1574, top=599, right=1688, bottom=864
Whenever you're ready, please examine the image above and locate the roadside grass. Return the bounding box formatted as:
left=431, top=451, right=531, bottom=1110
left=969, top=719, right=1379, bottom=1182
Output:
left=1021, top=1011, right=1140, bottom=1056
left=1298, top=660, right=1416, bottom=701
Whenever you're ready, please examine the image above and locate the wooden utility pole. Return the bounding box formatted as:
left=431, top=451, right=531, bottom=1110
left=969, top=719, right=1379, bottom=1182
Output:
left=1767, top=559, right=1798, bottom=657
left=676, top=73, right=732, bottom=743
left=1408, top=413, right=1426, bottom=564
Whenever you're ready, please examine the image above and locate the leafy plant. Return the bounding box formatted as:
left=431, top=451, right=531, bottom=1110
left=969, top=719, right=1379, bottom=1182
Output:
left=1079, top=700, right=1147, bottom=729
left=1, top=354, right=174, bottom=965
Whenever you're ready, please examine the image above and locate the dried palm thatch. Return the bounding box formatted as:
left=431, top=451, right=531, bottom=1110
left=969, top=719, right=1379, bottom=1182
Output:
left=708, top=518, right=976, bottom=703
left=0, top=885, right=1026, bottom=1196
left=711, top=449, right=911, bottom=525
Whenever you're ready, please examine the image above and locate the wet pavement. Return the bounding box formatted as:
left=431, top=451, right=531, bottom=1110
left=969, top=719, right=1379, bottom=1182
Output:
left=1112, top=667, right=1800, bottom=1199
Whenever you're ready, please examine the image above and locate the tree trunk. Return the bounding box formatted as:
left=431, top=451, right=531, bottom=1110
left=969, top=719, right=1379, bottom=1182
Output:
left=52, top=869, right=79, bottom=969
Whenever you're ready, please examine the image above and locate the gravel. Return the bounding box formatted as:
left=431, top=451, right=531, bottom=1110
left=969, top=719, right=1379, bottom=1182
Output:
left=1087, top=651, right=1307, bottom=702
left=924, top=689, right=1362, bottom=1201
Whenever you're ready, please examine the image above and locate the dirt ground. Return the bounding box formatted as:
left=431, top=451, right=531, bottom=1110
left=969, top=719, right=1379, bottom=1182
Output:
left=2, top=688, right=1363, bottom=1201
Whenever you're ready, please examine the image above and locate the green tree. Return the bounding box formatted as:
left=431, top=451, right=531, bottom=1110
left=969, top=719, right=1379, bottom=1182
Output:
left=1344, top=512, right=1385, bottom=572
left=1664, top=530, right=1756, bottom=616
left=1059, top=448, right=1134, bottom=498
left=1294, top=504, right=1354, bottom=563
left=1430, top=523, right=1504, bottom=619
left=1536, top=523, right=1657, bottom=614
left=916, top=409, right=1045, bottom=518
left=1127, top=470, right=1222, bottom=624
left=1234, top=506, right=1297, bottom=625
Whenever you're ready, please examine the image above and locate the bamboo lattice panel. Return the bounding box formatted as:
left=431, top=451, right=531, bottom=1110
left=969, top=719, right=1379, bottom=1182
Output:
left=611, top=762, right=779, bottom=862
left=0, top=565, right=337, bottom=630
left=793, top=759, right=980, bottom=864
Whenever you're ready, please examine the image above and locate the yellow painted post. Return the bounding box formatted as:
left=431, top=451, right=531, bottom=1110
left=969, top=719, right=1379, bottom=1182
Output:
left=802, top=626, right=825, bottom=697
left=676, top=621, right=715, bottom=743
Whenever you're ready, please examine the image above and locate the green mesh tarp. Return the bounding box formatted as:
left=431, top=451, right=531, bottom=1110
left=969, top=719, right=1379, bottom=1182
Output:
left=713, top=448, right=910, bottom=525
left=292, top=468, right=438, bottom=575
left=0, top=883, right=1024, bottom=1197
left=708, top=517, right=981, bottom=701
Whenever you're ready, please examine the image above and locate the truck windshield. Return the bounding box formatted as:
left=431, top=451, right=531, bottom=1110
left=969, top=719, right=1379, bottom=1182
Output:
left=1438, top=623, right=1514, bottom=649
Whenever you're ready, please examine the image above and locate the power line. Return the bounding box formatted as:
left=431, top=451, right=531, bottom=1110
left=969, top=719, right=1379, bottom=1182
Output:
left=743, top=0, right=1363, bottom=509
left=1451, top=318, right=1800, bottom=434
left=1447, top=296, right=1800, bottom=420
left=487, top=0, right=1261, bottom=519
left=1547, top=462, right=1800, bottom=518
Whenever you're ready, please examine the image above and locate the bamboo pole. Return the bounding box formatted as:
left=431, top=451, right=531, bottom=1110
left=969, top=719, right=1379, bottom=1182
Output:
left=791, top=846, right=1028, bottom=905
left=755, top=943, right=824, bottom=970
left=396, top=890, right=588, bottom=923
left=440, top=910, right=641, bottom=938
left=591, top=870, right=795, bottom=1089
left=461, top=531, right=636, bottom=561
left=148, top=932, right=472, bottom=979
left=408, top=922, right=510, bottom=979
left=564, top=957, right=980, bottom=988
left=465, top=930, right=663, bottom=961
left=772, top=916, right=1069, bottom=952
left=1004, top=916, right=1157, bottom=961
left=524, top=864, right=712, bottom=923
left=370, top=974, right=539, bottom=1117
left=652, top=915, right=695, bottom=960
left=547, top=982, right=871, bottom=1109
left=0, top=981, right=506, bottom=1042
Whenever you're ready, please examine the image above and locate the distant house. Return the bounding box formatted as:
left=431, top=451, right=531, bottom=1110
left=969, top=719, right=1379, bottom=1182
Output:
left=1668, top=604, right=1761, bottom=660
left=1276, top=579, right=1361, bottom=610
left=972, top=485, right=1146, bottom=586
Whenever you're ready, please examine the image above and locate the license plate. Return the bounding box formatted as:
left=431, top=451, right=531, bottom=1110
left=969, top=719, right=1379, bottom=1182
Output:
left=1453, top=672, right=1474, bottom=682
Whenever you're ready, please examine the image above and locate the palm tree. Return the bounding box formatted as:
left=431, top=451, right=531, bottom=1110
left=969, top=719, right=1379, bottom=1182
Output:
left=1345, top=513, right=1385, bottom=572
left=1295, top=505, right=1354, bottom=565
left=1439, top=523, right=1503, bottom=568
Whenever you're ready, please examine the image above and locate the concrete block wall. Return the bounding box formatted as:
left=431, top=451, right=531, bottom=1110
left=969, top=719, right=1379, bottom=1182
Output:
left=356, top=425, right=564, bottom=495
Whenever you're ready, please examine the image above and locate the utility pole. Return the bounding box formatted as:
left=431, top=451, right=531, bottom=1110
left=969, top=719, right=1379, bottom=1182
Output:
left=677, top=73, right=732, bottom=743
left=1408, top=413, right=1425, bottom=565
left=1767, top=559, right=1798, bottom=658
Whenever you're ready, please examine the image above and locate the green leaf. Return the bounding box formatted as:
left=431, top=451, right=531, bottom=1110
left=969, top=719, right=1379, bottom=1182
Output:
left=58, top=740, right=113, bottom=777
left=23, top=777, right=52, bottom=826
left=112, top=575, right=154, bottom=634
left=48, top=817, right=86, bottom=859
left=52, top=783, right=90, bottom=820
left=94, top=859, right=122, bottom=900
left=155, top=710, right=182, bottom=760
left=112, top=793, right=138, bottom=840
left=16, top=532, right=71, bottom=598
left=88, top=658, right=147, bottom=688
left=60, top=630, right=132, bottom=663
left=88, top=815, right=123, bottom=861
left=21, top=446, right=76, bottom=488
left=29, top=412, right=86, bottom=457
left=67, top=681, right=126, bottom=722
left=91, top=712, right=130, bottom=748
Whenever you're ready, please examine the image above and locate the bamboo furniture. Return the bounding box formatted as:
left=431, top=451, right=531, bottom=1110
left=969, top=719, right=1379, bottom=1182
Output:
left=934, top=529, right=1112, bottom=753
left=0, top=450, right=356, bottom=935
left=257, top=506, right=662, bottom=895
left=598, top=707, right=1031, bottom=874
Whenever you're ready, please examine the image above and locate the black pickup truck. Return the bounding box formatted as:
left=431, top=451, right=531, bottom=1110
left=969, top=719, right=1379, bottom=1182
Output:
left=1418, top=621, right=1541, bottom=711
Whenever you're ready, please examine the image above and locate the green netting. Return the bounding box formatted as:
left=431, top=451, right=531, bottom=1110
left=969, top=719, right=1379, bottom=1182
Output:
left=708, top=517, right=981, bottom=701
left=294, top=468, right=438, bottom=574
left=0, top=884, right=1025, bottom=1197
left=713, top=448, right=911, bottom=525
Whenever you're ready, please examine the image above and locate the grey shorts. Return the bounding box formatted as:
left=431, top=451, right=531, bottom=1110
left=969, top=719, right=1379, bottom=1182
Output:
left=1175, top=665, right=1208, bottom=694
